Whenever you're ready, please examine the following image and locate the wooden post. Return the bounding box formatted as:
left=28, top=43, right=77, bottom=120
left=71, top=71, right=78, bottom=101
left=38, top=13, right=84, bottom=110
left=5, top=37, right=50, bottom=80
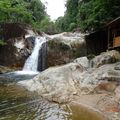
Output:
left=108, top=27, right=110, bottom=49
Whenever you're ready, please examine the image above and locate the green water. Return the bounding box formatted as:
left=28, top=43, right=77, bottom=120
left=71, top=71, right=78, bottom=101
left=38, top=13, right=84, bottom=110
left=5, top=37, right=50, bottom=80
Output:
left=0, top=84, right=105, bottom=120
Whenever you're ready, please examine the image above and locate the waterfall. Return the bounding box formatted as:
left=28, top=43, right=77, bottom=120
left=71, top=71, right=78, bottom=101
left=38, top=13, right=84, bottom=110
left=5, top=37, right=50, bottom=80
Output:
left=23, top=37, right=46, bottom=72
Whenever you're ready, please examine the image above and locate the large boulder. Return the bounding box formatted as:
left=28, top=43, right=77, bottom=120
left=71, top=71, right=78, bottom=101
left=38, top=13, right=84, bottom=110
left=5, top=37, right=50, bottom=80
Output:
left=78, top=62, right=120, bottom=94
left=19, top=62, right=86, bottom=103
left=91, top=50, right=120, bottom=68
left=45, top=32, right=87, bottom=67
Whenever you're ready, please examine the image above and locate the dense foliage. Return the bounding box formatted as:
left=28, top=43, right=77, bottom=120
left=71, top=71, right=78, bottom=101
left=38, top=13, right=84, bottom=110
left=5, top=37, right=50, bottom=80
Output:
left=0, top=40, right=6, bottom=45
left=1, top=0, right=120, bottom=34
left=55, top=0, right=120, bottom=32
left=0, top=0, right=55, bottom=33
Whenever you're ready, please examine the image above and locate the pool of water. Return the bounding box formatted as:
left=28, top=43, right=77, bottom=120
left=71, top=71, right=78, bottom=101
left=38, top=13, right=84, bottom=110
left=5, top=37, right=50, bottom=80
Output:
left=0, top=84, right=106, bottom=120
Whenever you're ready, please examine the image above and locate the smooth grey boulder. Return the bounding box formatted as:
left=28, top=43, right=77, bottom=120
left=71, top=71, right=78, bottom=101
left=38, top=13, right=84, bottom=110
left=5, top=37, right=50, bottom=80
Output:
left=19, top=63, right=85, bottom=103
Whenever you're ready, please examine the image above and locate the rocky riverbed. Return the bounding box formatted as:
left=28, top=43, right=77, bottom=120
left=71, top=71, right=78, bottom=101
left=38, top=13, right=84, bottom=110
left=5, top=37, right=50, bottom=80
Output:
left=18, top=50, right=120, bottom=120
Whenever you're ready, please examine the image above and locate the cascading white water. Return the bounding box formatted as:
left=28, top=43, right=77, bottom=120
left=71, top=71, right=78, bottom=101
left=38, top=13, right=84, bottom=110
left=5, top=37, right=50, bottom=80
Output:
left=23, top=37, right=46, bottom=72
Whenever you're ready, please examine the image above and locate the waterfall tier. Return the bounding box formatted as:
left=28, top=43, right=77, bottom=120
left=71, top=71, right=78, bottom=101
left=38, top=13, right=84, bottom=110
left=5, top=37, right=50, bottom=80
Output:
left=23, top=37, right=46, bottom=72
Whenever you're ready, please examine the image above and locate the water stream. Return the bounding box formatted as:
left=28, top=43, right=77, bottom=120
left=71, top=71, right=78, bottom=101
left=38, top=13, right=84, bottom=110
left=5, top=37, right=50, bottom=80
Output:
left=23, top=37, right=46, bottom=72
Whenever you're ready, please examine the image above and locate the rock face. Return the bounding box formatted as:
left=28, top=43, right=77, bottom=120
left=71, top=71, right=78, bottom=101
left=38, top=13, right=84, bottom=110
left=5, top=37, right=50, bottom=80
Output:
left=0, top=36, right=35, bottom=69
left=19, top=50, right=120, bottom=103
left=46, top=32, right=87, bottom=67
left=37, top=42, right=47, bottom=71
left=0, top=23, right=36, bottom=69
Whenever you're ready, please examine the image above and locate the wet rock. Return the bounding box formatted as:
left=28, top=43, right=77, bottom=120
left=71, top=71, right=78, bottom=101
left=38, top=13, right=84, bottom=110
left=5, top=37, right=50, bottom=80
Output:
left=38, top=42, right=47, bottom=71
left=0, top=65, right=13, bottom=74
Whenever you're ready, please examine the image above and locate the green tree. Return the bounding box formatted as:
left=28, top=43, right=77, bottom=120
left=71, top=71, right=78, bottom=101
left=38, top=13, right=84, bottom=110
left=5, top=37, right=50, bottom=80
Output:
left=55, top=17, right=68, bottom=32
left=56, top=0, right=120, bottom=32
left=0, top=0, right=47, bottom=31
left=38, top=17, right=57, bottom=34
left=78, top=0, right=120, bottom=32
left=65, top=0, right=79, bottom=24
left=28, top=0, right=46, bottom=22
left=0, top=0, right=33, bottom=23
left=0, top=40, right=6, bottom=46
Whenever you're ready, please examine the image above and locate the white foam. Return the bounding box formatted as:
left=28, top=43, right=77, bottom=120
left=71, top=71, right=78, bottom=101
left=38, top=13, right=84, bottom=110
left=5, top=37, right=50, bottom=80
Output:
left=23, top=37, right=46, bottom=72
left=13, top=71, right=39, bottom=75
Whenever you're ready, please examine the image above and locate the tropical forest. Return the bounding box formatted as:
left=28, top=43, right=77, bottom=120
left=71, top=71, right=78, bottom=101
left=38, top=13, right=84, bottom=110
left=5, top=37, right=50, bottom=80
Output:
left=0, top=0, right=120, bottom=120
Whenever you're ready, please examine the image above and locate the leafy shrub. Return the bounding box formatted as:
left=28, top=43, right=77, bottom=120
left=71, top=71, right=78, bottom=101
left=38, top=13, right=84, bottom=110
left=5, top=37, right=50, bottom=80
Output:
left=0, top=40, right=6, bottom=46
left=69, top=23, right=77, bottom=31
